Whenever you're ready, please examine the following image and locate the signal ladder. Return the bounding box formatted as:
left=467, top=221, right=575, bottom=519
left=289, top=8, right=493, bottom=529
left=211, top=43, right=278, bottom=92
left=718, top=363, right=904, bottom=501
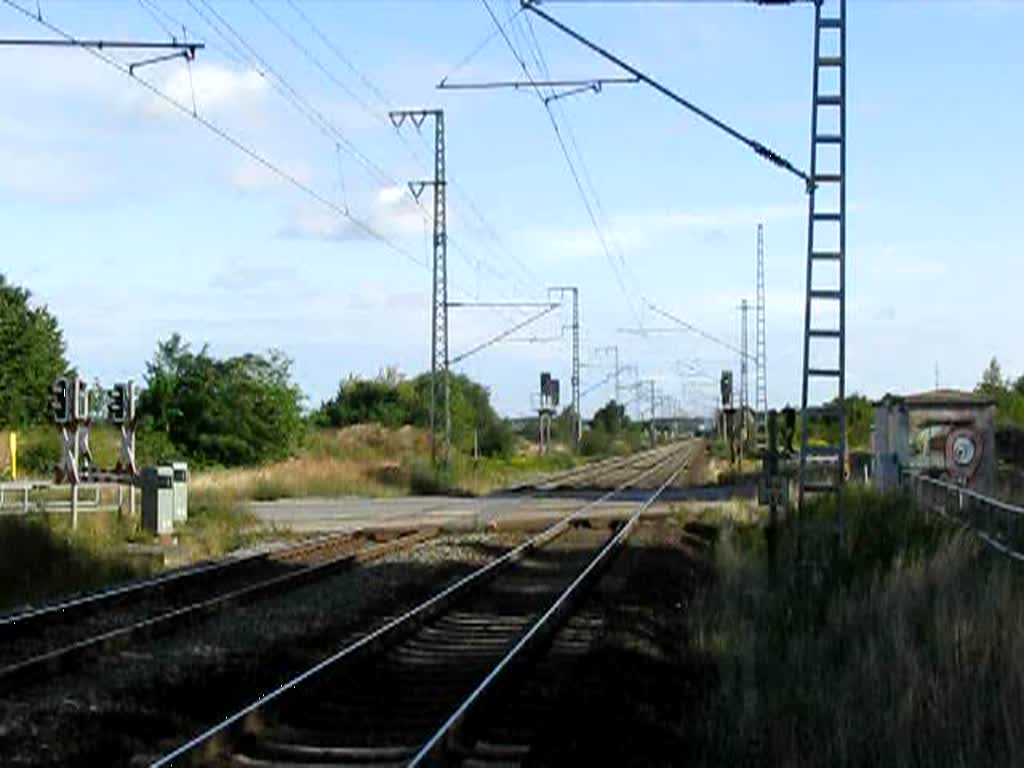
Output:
left=798, top=0, right=847, bottom=541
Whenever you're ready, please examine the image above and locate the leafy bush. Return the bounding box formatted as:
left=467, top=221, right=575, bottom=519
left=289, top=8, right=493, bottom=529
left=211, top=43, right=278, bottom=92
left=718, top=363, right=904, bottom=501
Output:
left=137, top=334, right=305, bottom=467
left=314, top=368, right=512, bottom=458
left=580, top=427, right=612, bottom=456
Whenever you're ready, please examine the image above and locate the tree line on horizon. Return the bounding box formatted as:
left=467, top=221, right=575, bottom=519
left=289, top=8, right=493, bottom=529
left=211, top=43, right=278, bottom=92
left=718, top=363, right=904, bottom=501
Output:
left=0, top=273, right=518, bottom=470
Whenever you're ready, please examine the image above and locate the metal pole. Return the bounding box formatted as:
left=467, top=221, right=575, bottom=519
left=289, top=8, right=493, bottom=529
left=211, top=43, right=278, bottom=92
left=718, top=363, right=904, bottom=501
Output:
left=548, top=286, right=580, bottom=449
left=755, top=223, right=768, bottom=449
left=613, top=346, right=620, bottom=403
left=650, top=380, right=656, bottom=443
left=435, top=112, right=450, bottom=470
left=388, top=109, right=448, bottom=470
left=71, top=425, right=79, bottom=531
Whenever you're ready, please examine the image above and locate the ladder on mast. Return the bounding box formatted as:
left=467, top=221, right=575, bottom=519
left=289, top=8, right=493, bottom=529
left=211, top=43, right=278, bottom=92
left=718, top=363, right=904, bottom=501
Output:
left=754, top=223, right=768, bottom=454
left=798, top=0, right=847, bottom=540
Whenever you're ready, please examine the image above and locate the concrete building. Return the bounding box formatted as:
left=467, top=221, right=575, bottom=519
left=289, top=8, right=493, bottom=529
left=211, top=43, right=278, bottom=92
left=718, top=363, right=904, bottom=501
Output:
left=872, top=389, right=996, bottom=493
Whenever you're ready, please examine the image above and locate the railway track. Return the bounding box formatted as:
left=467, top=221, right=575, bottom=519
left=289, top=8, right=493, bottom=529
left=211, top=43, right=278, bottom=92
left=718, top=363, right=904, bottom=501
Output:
left=0, top=528, right=431, bottom=692
left=149, top=440, right=697, bottom=767
left=514, top=441, right=691, bottom=493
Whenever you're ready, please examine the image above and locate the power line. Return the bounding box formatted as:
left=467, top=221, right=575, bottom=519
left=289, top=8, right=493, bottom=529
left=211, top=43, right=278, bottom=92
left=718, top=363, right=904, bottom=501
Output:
left=522, top=0, right=810, bottom=186
left=480, top=0, right=641, bottom=325
left=518, top=7, right=645, bottom=315
left=186, top=0, right=395, bottom=188
left=645, top=302, right=754, bottom=361
left=0, top=0, right=423, bottom=269
left=287, top=0, right=547, bottom=302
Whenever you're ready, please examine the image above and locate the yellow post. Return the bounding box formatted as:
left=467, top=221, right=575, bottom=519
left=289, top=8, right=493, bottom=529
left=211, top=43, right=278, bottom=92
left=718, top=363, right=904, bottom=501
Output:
left=9, top=432, right=16, bottom=480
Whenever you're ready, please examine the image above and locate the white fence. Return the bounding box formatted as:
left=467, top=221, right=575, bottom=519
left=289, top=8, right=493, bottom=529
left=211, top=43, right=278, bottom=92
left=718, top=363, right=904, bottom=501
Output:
left=905, top=473, right=1024, bottom=562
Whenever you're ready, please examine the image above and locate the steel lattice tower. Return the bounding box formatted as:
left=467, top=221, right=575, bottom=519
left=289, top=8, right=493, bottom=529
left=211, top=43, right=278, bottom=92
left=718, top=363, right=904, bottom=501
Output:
left=798, top=0, right=847, bottom=541
left=389, top=109, right=449, bottom=469
left=550, top=286, right=581, bottom=448
left=755, top=223, right=768, bottom=448
left=739, top=299, right=750, bottom=416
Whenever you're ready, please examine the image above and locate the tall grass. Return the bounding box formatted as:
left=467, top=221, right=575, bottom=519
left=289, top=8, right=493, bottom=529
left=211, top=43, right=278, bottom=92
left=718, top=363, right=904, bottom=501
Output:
left=689, top=489, right=1024, bottom=767
left=190, top=425, right=583, bottom=500
left=0, top=490, right=265, bottom=611
left=0, top=512, right=154, bottom=611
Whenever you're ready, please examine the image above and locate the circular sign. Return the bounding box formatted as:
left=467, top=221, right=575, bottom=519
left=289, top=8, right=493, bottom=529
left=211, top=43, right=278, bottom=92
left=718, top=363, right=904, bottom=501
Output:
left=945, top=428, right=982, bottom=481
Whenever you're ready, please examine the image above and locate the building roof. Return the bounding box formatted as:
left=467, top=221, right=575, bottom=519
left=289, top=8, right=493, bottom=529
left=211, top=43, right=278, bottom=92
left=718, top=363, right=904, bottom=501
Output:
left=876, top=388, right=995, bottom=408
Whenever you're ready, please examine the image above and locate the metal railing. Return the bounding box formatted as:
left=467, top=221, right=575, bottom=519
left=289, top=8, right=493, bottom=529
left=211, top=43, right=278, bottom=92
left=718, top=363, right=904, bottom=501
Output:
left=905, top=473, right=1024, bottom=562
left=0, top=481, right=105, bottom=515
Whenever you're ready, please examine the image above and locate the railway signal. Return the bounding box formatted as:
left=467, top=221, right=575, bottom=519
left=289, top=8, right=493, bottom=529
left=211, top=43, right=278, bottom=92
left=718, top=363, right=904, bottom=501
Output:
left=51, top=377, right=70, bottom=424
left=107, top=381, right=134, bottom=424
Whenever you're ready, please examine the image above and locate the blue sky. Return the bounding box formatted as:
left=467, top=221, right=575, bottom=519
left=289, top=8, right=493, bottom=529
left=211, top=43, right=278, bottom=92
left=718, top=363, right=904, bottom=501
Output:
left=2, top=0, right=1021, bottom=418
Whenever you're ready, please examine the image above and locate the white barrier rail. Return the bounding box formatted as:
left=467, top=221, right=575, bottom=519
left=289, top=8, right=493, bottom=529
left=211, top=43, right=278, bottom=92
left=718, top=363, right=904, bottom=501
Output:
left=905, top=473, right=1024, bottom=562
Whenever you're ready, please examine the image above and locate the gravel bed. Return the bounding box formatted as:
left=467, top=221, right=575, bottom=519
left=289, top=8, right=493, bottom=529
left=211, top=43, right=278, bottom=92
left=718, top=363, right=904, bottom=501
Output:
left=457, top=516, right=716, bottom=766
left=0, top=530, right=528, bottom=767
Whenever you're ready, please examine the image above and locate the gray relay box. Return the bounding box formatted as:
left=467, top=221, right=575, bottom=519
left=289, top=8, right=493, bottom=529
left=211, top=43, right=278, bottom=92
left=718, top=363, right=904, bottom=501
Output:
left=170, top=461, right=189, bottom=523
left=142, top=465, right=174, bottom=535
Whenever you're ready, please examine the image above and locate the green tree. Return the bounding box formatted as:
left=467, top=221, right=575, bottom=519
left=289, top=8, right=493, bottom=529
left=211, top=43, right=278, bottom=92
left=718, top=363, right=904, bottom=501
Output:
left=0, top=274, right=68, bottom=427
left=978, top=357, right=1009, bottom=399
left=592, top=399, right=629, bottom=435
left=137, top=335, right=305, bottom=466
left=807, top=393, right=874, bottom=449
left=315, top=369, right=513, bottom=457
left=314, top=371, right=419, bottom=429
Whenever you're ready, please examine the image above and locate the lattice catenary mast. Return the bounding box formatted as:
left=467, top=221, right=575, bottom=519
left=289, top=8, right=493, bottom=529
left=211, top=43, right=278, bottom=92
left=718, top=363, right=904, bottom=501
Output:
left=389, top=109, right=449, bottom=469
left=755, top=223, right=768, bottom=449
left=798, top=0, right=848, bottom=541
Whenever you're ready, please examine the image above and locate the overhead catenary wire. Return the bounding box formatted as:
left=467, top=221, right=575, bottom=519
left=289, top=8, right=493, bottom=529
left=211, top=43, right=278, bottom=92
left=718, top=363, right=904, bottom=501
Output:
left=186, top=0, right=395, bottom=188
left=480, top=0, right=642, bottom=326
left=517, top=5, right=645, bottom=316
left=184, top=0, right=528, bottom=314
left=236, top=0, right=545, bottom=341
left=646, top=302, right=755, bottom=362
left=451, top=304, right=561, bottom=365
left=0, top=0, right=424, bottom=269
left=285, top=0, right=547, bottom=303
left=521, top=0, right=810, bottom=186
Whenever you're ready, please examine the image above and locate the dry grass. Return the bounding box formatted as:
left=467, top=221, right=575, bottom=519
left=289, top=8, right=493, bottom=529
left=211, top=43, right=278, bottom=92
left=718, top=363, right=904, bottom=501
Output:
left=191, top=455, right=411, bottom=501
left=191, top=425, right=581, bottom=500
left=191, top=425, right=427, bottom=501
left=0, top=491, right=268, bottom=611
left=687, top=490, right=1024, bottom=767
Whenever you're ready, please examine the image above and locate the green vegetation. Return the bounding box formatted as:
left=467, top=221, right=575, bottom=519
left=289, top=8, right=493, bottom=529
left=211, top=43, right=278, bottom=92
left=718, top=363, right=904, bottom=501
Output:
left=687, top=489, right=1024, bottom=766
left=0, top=491, right=264, bottom=611
left=313, top=367, right=514, bottom=458
left=0, top=512, right=151, bottom=610
left=138, top=334, right=305, bottom=467
left=974, top=358, right=1024, bottom=466
left=978, top=357, right=1024, bottom=426
left=189, top=424, right=581, bottom=501
left=579, top=399, right=646, bottom=457
left=803, top=392, right=873, bottom=449
left=0, top=274, right=68, bottom=428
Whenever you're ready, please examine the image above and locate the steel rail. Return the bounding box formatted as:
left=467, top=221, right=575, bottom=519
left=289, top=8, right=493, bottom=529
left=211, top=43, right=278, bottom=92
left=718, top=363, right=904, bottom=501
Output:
left=535, top=443, right=682, bottom=491
left=409, top=444, right=693, bottom=764
left=504, top=441, right=681, bottom=493
left=0, top=528, right=368, bottom=633
left=0, top=531, right=431, bottom=692
left=148, top=443, right=690, bottom=767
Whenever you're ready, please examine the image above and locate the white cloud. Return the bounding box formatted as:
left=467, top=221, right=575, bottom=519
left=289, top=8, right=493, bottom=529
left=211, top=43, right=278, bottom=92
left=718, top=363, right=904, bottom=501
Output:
left=140, top=64, right=268, bottom=119
left=280, top=185, right=425, bottom=242
left=533, top=202, right=806, bottom=262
